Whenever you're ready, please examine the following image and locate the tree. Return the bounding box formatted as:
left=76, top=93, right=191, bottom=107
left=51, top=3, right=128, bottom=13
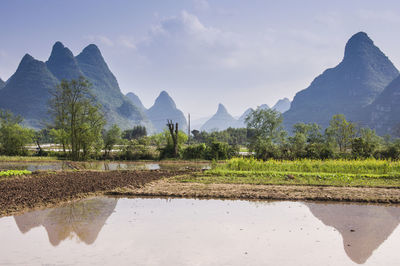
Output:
left=0, top=110, right=34, bottom=156
left=49, top=77, right=105, bottom=160
left=352, top=128, right=382, bottom=158
left=122, top=137, right=156, bottom=160
left=246, top=108, right=286, bottom=142
left=326, top=114, right=356, bottom=153
left=122, top=125, right=147, bottom=140
left=245, top=108, right=286, bottom=159
left=288, top=132, right=307, bottom=158
left=49, top=128, right=68, bottom=153
left=293, top=123, right=323, bottom=144
left=34, top=128, right=52, bottom=156
left=103, top=124, right=121, bottom=157
left=159, top=127, right=188, bottom=159
left=284, top=123, right=324, bottom=159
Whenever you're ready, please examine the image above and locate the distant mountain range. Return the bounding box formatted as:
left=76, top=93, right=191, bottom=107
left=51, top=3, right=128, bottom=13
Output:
left=0, top=78, right=5, bottom=89
left=272, top=98, right=291, bottom=113
left=199, top=99, right=290, bottom=132
left=126, top=92, right=147, bottom=112
left=1, top=32, right=399, bottom=135
left=146, top=91, right=187, bottom=133
left=0, top=42, right=149, bottom=129
left=283, top=32, right=399, bottom=134
left=201, top=104, right=239, bottom=132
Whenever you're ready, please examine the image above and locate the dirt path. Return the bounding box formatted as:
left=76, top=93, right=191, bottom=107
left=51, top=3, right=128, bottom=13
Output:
left=111, top=179, right=400, bottom=204
left=0, top=170, right=186, bottom=217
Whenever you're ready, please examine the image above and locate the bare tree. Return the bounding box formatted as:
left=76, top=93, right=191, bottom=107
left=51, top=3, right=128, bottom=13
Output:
left=167, top=120, right=179, bottom=157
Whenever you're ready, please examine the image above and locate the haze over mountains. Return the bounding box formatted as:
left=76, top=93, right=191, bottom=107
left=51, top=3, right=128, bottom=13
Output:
left=272, top=98, right=291, bottom=113
left=200, top=100, right=289, bottom=132
left=126, top=92, right=146, bottom=112
left=145, top=91, right=187, bottom=133
left=0, top=32, right=399, bottom=135
left=201, top=104, right=239, bottom=132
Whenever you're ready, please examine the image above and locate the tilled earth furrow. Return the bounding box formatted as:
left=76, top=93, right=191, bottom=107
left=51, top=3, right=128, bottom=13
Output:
left=0, top=170, right=185, bottom=216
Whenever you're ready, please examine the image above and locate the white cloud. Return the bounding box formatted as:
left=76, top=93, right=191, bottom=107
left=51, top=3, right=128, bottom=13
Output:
left=193, top=0, right=209, bottom=10
left=85, top=35, right=114, bottom=47
left=116, top=10, right=346, bottom=117
left=314, top=12, right=343, bottom=29
left=358, top=9, right=400, bottom=23
left=118, top=36, right=137, bottom=49
left=0, top=50, right=7, bottom=58
left=137, top=11, right=242, bottom=69
left=85, top=34, right=140, bottom=50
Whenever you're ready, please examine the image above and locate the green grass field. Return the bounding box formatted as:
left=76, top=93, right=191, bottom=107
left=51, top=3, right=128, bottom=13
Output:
left=177, top=157, right=400, bottom=187
left=0, top=156, right=60, bottom=162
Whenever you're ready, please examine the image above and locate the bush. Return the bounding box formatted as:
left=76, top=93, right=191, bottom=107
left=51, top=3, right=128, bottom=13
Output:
left=352, top=137, right=375, bottom=158
left=120, top=138, right=158, bottom=160
left=379, top=145, right=400, bottom=160
left=181, top=144, right=207, bottom=160
left=252, top=139, right=282, bottom=160
left=305, top=143, right=334, bottom=160
left=159, top=144, right=176, bottom=159
left=205, top=141, right=239, bottom=160
left=0, top=124, right=33, bottom=156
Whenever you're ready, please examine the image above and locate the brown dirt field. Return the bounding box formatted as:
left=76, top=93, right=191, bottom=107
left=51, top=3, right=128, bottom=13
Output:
left=0, top=170, right=186, bottom=217
left=110, top=179, right=400, bottom=204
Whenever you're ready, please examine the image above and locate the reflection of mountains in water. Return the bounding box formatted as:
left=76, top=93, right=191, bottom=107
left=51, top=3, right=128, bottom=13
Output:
left=305, top=202, right=400, bottom=264
left=14, top=197, right=118, bottom=246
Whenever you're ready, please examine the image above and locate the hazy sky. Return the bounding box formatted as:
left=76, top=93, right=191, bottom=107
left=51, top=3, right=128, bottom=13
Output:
left=1, top=0, right=400, bottom=119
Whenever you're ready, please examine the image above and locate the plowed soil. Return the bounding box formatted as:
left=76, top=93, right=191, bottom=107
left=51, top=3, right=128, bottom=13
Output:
left=0, top=170, right=186, bottom=217
left=111, top=179, right=400, bottom=204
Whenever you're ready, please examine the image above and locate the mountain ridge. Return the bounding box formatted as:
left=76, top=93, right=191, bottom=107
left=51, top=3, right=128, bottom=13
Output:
left=126, top=92, right=147, bottom=112
left=283, top=32, right=399, bottom=131
left=201, top=103, right=240, bottom=132
left=272, top=98, right=291, bottom=113
left=366, top=75, right=400, bottom=134
left=0, top=42, right=148, bottom=130
left=0, top=54, right=59, bottom=128
left=146, top=91, right=187, bottom=133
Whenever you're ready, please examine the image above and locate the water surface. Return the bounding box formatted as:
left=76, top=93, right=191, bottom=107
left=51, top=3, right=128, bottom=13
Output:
left=1, top=197, right=400, bottom=265
left=0, top=161, right=210, bottom=171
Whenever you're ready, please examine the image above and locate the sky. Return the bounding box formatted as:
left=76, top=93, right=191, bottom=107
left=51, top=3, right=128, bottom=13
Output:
left=1, top=0, right=400, bottom=120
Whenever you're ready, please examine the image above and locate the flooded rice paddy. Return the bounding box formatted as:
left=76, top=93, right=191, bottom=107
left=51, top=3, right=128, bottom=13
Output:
left=0, top=161, right=210, bottom=171
left=1, top=197, right=400, bottom=265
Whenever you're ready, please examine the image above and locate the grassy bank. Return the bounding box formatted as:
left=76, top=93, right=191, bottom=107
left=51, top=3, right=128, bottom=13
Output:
left=176, top=158, right=400, bottom=188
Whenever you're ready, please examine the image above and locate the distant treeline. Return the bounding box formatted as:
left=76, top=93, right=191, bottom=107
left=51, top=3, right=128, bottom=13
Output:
left=0, top=78, right=399, bottom=161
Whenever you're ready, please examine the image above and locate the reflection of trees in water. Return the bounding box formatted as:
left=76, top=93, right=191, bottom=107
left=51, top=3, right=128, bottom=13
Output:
left=305, top=202, right=400, bottom=264
left=14, top=197, right=118, bottom=246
